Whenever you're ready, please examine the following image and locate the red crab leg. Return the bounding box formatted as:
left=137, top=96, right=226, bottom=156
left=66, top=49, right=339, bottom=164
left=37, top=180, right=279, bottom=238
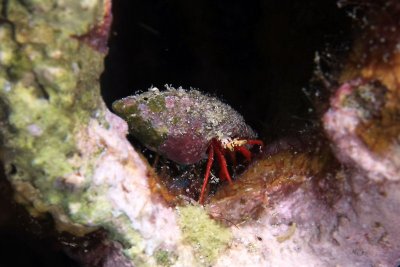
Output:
left=234, top=145, right=252, bottom=161
left=245, top=139, right=264, bottom=146
left=213, top=140, right=233, bottom=184
left=199, top=143, right=215, bottom=204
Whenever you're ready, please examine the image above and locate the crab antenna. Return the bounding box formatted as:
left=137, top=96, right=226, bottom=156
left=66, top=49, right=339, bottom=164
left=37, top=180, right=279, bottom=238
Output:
left=214, top=140, right=233, bottom=184
left=199, top=143, right=215, bottom=204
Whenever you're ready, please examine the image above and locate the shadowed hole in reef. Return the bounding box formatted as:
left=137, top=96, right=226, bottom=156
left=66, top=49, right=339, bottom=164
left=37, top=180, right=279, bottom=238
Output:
left=101, top=0, right=352, bottom=202
left=0, top=164, right=81, bottom=267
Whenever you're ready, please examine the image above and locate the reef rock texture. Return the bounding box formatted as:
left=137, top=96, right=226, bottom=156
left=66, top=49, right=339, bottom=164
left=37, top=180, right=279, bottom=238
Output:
left=1, top=0, right=400, bottom=267
left=0, top=1, right=187, bottom=266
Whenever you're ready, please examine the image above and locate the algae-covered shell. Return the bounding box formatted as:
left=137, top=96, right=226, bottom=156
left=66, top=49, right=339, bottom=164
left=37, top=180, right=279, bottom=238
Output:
left=112, top=86, right=256, bottom=164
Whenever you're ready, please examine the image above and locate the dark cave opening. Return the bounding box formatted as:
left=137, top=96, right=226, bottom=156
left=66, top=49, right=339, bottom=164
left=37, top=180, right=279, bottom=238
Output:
left=100, top=0, right=354, bottom=205
left=101, top=0, right=352, bottom=140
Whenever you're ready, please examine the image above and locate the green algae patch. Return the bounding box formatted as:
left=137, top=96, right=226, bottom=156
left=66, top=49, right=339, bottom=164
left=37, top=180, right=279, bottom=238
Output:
left=154, top=249, right=176, bottom=267
left=66, top=187, right=114, bottom=225
left=148, top=95, right=166, bottom=113
left=178, top=205, right=231, bottom=264
left=0, top=0, right=108, bottom=231
left=8, top=0, right=105, bottom=42
left=68, top=194, right=149, bottom=265
left=112, top=99, right=168, bottom=149
left=3, top=83, right=76, bottom=187
left=0, top=0, right=106, bottom=188
left=113, top=215, right=149, bottom=266
left=128, top=114, right=168, bottom=150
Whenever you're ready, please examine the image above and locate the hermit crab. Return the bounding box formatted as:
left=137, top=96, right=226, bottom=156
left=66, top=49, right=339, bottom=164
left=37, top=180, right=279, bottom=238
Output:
left=112, top=85, right=263, bottom=203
